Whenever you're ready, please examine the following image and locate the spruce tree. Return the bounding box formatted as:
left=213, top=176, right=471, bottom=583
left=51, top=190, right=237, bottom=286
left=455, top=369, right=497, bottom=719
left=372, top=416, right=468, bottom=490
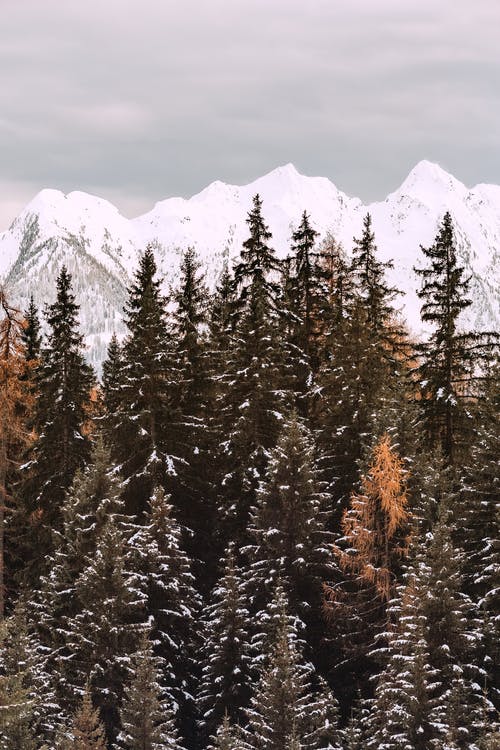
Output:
left=245, top=415, right=335, bottom=658
left=113, top=245, right=174, bottom=515
left=242, top=599, right=313, bottom=750
left=64, top=518, right=147, bottom=741
left=101, top=333, right=125, bottom=440
left=24, top=266, right=93, bottom=553
left=414, top=211, right=497, bottom=463
left=129, top=487, right=200, bottom=742
left=197, top=546, right=251, bottom=742
left=60, top=684, right=107, bottom=750
left=218, top=194, right=288, bottom=542
left=283, top=211, right=326, bottom=415
left=22, top=294, right=41, bottom=365
left=116, top=632, right=183, bottom=750
left=169, top=247, right=217, bottom=579
left=207, top=714, right=245, bottom=750
left=0, top=597, right=61, bottom=748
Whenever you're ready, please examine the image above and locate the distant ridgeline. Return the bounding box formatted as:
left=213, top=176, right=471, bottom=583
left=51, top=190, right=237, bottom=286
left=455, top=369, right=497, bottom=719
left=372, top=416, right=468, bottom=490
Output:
left=0, top=160, right=499, bottom=370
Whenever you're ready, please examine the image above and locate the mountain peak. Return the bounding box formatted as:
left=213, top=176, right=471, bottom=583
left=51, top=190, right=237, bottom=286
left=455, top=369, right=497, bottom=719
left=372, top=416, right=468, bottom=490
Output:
left=396, top=160, right=466, bottom=202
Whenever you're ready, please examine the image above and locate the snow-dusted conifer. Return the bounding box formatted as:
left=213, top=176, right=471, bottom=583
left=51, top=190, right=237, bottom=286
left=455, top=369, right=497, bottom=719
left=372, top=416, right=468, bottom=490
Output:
left=198, top=546, right=251, bottom=742
left=65, top=517, right=147, bottom=741
left=245, top=415, right=334, bottom=654
left=23, top=266, right=94, bottom=557
left=129, top=487, right=200, bottom=740
left=114, top=245, right=175, bottom=515
left=116, top=632, right=183, bottom=750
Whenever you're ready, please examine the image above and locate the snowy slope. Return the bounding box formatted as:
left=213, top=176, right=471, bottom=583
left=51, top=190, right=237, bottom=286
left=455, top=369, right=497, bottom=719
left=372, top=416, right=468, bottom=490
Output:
left=0, top=161, right=498, bottom=368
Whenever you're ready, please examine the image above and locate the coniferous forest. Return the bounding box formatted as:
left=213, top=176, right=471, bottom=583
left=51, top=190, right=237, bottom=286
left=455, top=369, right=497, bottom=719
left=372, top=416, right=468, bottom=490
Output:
left=0, top=195, right=498, bottom=749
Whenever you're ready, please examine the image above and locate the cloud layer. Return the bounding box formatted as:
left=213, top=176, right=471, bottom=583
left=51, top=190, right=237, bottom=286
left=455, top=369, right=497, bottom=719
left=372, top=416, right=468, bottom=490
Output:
left=0, top=0, right=498, bottom=228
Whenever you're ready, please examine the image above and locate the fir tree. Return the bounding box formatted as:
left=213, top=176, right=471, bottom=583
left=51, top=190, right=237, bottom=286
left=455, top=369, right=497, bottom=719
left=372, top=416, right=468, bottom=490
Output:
left=219, top=194, right=288, bottom=542
left=245, top=415, right=335, bottom=659
left=113, top=245, right=175, bottom=515
left=64, top=518, right=147, bottom=741
left=169, top=247, right=217, bottom=580
left=207, top=714, right=244, bottom=750
left=22, top=294, right=41, bottom=365
left=197, top=547, right=251, bottom=742
left=61, top=684, right=107, bottom=750
left=0, top=597, right=61, bottom=748
left=414, top=211, right=497, bottom=463
left=129, top=487, right=200, bottom=742
left=101, top=333, right=125, bottom=439
left=243, top=599, right=313, bottom=750
left=283, top=211, right=326, bottom=415
left=116, top=632, right=183, bottom=750
left=24, top=267, right=93, bottom=554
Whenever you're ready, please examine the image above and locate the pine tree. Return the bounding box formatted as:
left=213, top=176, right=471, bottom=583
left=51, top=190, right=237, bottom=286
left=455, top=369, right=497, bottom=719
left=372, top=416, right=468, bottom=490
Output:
left=116, top=632, right=183, bottom=750
left=113, top=245, right=175, bottom=515
left=414, top=211, right=497, bottom=463
left=22, top=295, right=41, bottom=365
left=23, top=267, right=93, bottom=554
left=282, top=211, right=326, bottom=415
left=243, top=599, right=313, bottom=750
left=35, top=438, right=129, bottom=682
left=169, top=247, right=217, bottom=580
left=101, top=333, right=125, bottom=439
left=129, top=487, right=200, bottom=742
left=207, top=714, right=244, bottom=750
left=350, top=213, right=401, bottom=340
left=245, top=415, right=335, bottom=658
left=218, top=195, right=288, bottom=542
left=198, top=547, right=251, bottom=742
left=367, top=573, right=438, bottom=750
left=61, top=684, right=107, bottom=750
left=0, top=597, right=61, bottom=748
left=303, top=677, right=342, bottom=750
left=64, top=518, right=147, bottom=741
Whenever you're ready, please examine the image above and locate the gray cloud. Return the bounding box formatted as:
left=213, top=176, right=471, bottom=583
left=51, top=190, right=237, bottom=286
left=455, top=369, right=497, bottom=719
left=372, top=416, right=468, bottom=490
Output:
left=0, top=0, right=499, bottom=228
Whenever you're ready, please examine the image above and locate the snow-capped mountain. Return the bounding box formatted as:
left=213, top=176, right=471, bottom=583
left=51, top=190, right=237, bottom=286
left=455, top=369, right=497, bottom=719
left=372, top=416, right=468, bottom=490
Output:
left=0, top=160, right=498, bottom=370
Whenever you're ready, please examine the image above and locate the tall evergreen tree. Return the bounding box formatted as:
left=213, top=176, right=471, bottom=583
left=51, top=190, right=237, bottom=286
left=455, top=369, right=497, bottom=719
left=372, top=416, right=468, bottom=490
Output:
left=197, top=547, right=251, bottom=743
left=129, top=487, right=200, bottom=743
left=22, top=294, right=41, bottom=365
left=58, top=684, right=107, bottom=750
left=0, top=597, right=61, bottom=748
left=101, top=333, right=125, bottom=439
left=218, top=195, right=288, bottom=542
left=113, top=246, right=174, bottom=515
left=169, top=247, right=217, bottom=579
left=64, top=518, right=147, bottom=742
left=414, top=211, right=497, bottom=463
left=242, top=597, right=317, bottom=750
left=24, top=266, right=94, bottom=548
left=245, top=415, right=335, bottom=660
left=116, top=633, right=183, bottom=750
left=282, top=212, right=326, bottom=415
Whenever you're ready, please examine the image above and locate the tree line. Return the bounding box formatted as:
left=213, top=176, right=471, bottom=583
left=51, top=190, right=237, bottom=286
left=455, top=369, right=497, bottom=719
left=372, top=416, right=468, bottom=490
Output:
left=0, top=195, right=498, bottom=749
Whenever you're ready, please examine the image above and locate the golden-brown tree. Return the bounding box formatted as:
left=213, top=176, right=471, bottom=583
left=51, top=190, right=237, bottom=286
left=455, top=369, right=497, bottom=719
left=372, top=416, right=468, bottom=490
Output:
left=334, top=432, right=411, bottom=601
left=60, top=685, right=107, bottom=750
left=0, top=289, right=31, bottom=618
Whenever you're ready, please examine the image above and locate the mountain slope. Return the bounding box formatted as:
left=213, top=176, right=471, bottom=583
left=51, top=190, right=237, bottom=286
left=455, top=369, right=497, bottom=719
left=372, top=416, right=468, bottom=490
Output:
left=0, top=161, right=498, bottom=369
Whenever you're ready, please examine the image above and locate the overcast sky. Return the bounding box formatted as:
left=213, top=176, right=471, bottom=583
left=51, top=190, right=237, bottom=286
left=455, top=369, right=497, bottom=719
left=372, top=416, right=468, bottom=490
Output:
left=0, top=0, right=498, bottom=229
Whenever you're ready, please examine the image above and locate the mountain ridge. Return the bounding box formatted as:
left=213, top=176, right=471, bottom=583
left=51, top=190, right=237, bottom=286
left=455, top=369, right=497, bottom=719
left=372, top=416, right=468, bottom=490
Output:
left=0, top=161, right=498, bottom=369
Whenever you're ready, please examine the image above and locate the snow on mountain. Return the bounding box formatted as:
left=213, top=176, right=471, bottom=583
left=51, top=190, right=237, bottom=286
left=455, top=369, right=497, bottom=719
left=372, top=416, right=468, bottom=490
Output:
left=0, top=161, right=498, bottom=370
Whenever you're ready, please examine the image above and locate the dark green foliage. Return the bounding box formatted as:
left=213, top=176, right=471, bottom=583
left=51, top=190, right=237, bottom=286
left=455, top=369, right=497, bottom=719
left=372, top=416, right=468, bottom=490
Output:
left=245, top=415, right=335, bottom=661
left=128, top=487, right=200, bottom=742
left=414, top=211, right=498, bottom=463
left=198, top=547, right=251, bottom=742
left=64, top=518, right=147, bottom=742
left=25, top=266, right=94, bottom=546
left=218, top=195, right=289, bottom=543
left=117, top=633, right=183, bottom=750
left=113, top=245, right=175, bottom=515
left=22, top=294, right=41, bottom=364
